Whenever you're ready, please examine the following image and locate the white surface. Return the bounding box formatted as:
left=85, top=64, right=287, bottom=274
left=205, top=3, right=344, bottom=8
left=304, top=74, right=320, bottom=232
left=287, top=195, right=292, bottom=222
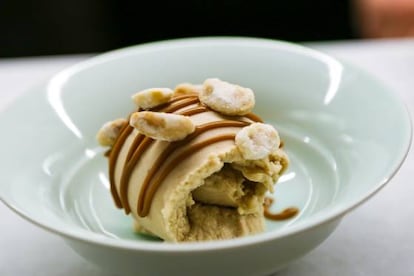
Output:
left=1, top=38, right=414, bottom=276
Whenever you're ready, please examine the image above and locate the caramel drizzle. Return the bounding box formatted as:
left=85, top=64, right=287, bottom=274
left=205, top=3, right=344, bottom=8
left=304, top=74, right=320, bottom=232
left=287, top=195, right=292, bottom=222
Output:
left=107, top=94, right=296, bottom=220
left=108, top=123, right=133, bottom=208
left=118, top=96, right=211, bottom=213
left=263, top=197, right=299, bottom=220
left=152, top=95, right=199, bottom=113
left=120, top=136, right=153, bottom=213
left=137, top=121, right=248, bottom=217
left=109, top=94, right=253, bottom=215
left=245, top=112, right=263, bottom=123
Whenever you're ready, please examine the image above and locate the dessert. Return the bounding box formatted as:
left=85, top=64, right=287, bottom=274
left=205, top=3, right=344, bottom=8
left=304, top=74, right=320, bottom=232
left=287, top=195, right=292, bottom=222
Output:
left=97, top=78, right=295, bottom=242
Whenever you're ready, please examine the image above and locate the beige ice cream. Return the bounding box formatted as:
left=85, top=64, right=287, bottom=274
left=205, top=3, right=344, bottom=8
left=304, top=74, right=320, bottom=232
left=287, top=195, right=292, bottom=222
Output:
left=97, top=78, right=290, bottom=242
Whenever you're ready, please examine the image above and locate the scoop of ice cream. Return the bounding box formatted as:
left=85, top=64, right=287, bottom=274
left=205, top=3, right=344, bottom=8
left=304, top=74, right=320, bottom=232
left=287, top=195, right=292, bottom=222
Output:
left=98, top=79, right=289, bottom=242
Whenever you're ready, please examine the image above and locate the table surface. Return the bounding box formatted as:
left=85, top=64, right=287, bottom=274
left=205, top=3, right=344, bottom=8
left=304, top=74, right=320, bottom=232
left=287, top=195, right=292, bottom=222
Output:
left=1, top=38, right=414, bottom=276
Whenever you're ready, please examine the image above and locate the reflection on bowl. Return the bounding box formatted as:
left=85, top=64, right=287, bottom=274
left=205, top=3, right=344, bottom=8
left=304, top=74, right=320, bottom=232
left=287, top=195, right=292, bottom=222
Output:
left=0, top=37, right=411, bottom=276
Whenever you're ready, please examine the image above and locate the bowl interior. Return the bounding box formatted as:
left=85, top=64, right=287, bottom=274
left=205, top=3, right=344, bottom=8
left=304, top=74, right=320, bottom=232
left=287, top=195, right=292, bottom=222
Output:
left=0, top=37, right=411, bottom=247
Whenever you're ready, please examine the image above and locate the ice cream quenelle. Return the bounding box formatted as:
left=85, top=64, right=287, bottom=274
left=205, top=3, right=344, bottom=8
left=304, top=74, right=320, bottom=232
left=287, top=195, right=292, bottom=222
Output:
left=96, top=78, right=295, bottom=242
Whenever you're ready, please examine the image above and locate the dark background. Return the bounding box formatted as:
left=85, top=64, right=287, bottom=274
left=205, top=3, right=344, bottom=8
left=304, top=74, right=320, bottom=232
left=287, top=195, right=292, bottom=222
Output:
left=0, top=0, right=357, bottom=58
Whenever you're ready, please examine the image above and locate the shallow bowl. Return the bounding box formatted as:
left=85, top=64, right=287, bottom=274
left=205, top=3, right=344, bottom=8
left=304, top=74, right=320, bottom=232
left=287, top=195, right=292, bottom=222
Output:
left=0, top=37, right=411, bottom=276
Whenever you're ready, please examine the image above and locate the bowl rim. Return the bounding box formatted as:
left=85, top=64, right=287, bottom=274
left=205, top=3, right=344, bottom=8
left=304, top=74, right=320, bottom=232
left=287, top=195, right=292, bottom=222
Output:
left=1, top=36, right=412, bottom=252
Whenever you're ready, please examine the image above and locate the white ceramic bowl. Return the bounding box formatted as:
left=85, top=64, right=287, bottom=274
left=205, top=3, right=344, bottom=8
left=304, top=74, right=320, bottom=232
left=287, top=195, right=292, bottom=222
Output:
left=0, top=37, right=411, bottom=276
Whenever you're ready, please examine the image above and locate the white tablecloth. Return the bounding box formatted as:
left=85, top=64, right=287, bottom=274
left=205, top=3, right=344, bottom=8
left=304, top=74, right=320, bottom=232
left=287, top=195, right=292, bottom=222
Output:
left=1, top=38, right=413, bottom=276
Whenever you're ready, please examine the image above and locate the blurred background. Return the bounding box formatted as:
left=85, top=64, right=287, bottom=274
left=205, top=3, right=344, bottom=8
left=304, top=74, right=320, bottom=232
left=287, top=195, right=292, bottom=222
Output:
left=1, top=0, right=414, bottom=58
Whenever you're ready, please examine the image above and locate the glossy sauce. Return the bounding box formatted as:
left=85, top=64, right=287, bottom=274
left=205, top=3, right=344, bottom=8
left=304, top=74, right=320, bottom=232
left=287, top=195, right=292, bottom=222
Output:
left=107, top=94, right=297, bottom=220
left=137, top=121, right=248, bottom=216
left=263, top=197, right=299, bottom=220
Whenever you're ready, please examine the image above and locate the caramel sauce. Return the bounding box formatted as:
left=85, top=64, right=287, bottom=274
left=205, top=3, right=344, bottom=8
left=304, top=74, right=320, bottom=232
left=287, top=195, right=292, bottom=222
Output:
left=106, top=94, right=297, bottom=220
left=108, top=123, right=133, bottom=208
left=245, top=113, right=263, bottom=123
left=139, top=134, right=237, bottom=216
left=120, top=136, right=154, bottom=213
left=137, top=121, right=248, bottom=216
left=263, top=197, right=299, bottom=220
left=152, top=95, right=199, bottom=113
